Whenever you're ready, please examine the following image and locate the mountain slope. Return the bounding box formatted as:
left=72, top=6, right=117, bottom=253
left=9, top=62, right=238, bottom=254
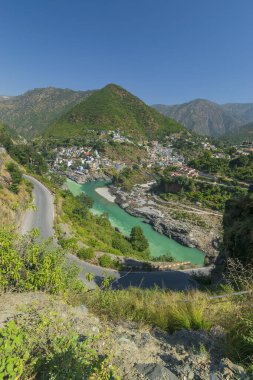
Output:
left=153, top=99, right=242, bottom=137
left=0, top=148, right=30, bottom=228
left=221, top=103, right=253, bottom=124
left=45, top=84, right=185, bottom=140
left=225, top=122, right=253, bottom=143
left=0, top=87, right=94, bottom=137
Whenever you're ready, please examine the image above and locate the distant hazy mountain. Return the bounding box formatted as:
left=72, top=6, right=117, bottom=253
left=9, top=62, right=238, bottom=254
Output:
left=0, top=87, right=94, bottom=137
left=45, top=83, right=185, bottom=140
left=153, top=99, right=245, bottom=137
left=225, top=122, right=253, bottom=143
left=221, top=103, right=253, bottom=124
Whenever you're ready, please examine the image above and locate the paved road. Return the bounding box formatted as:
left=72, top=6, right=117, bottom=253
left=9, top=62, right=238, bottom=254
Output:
left=21, top=175, right=54, bottom=238
left=23, top=175, right=211, bottom=290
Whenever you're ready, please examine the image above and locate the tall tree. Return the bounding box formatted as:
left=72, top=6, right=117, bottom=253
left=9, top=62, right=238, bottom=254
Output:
left=130, top=226, right=149, bottom=252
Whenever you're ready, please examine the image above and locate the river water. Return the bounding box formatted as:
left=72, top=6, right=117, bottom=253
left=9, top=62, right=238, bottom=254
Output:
left=66, top=179, right=205, bottom=265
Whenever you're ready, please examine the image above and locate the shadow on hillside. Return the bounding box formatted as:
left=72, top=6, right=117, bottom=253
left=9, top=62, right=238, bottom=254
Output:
left=92, top=269, right=198, bottom=291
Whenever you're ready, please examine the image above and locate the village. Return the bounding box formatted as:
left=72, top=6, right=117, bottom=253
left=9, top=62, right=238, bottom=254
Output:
left=48, top=131, right=203, bottom=182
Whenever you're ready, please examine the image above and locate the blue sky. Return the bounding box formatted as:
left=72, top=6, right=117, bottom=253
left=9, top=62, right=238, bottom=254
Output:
left=0, top=0, right=252, bottom=104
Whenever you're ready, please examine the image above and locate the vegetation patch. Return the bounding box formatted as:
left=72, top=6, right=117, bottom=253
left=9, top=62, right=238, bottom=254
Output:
left=0, top=303, right=117, bottom=379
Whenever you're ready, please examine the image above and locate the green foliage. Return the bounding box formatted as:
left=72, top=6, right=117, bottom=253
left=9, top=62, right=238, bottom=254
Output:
left=46, top=83, right=185, bottom=140
left=0, top=320, right=29, bottom=379
left=159, top=174, right=246, bottom=211
left=112, top=234, right=133, bottom=254
left=0, top=305, right=118, bottom=379
left=8, top=144, right=48, bottom=174
left=98, top=254, right=120, bottom=269
left=60, top=189, right=150, bottom=260
left=58, top=237, right=79, bottom=254
left=222, top=193, right=253, bottom=264
left=229, top=153, right=253, bottom=182
left=0, top=122, right=13, bottom=150
left=48, top=172, right=65, bottom=187
left=189, top=151, right=229, bottom=174
left=112, top=166, right=149, bottom=191
left=84, top=288, right=211, bottom=333
left=0, top=228, right=83, bottom=294
left=6, top=162, right=23, bottom=193
left=152, top=253, right=175, bottom=262
left=77, top=247, right=95, bottom=261
left=76, top=192, right=93, bottom=208
left=129, top=226, right=149, bottom=252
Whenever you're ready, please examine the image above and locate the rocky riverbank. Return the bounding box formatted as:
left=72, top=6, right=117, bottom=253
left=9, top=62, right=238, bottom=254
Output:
left=67, top=171, right=110, bottom=184
left=109, top=184, right=222, bottom=264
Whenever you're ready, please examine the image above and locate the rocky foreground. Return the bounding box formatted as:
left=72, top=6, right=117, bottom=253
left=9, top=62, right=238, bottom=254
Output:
left=0, top=293, right=246, bottom=380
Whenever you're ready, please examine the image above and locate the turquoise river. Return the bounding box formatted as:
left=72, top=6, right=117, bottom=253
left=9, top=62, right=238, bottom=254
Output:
left=66, top=179, right=205, bottom=265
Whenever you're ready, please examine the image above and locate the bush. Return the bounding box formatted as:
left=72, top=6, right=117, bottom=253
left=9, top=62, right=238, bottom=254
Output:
left=112, top=235, right=132, bottom=255
left=129, top=226, right=149, bottom=252
left=58, top=237, right=79, bottom=254
left=77, top=247, right=95, bottom=261
left=99, top=254, right=120, bottom=269
left=6, top=162, right=23, bottom=193
left=0, top=228, right=83, bottom=295
left=152, top=254, right=175, bottom=262
left=0, top=304, right=118, bottom=379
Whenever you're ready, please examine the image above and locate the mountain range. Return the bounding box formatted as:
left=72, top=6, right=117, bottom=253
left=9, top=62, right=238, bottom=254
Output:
left=153, top=99, right=253, bottom=138
left=0, top=87, right=94, bottom=137
left=0, top=84, right=253, bottom=140
left=45, top=84, right=185, bottom=140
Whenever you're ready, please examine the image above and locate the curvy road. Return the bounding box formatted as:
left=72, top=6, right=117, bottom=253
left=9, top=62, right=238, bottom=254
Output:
left=22, top=175, right=212, bottom=290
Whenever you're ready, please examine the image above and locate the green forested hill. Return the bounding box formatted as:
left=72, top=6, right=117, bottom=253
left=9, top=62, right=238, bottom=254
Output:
left=45, top=84, right=185, bottom=140
left=0, top=87, right=94, bottom=137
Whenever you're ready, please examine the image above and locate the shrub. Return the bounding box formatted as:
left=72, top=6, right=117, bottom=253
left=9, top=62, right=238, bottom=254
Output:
left=129, top=226, right=149, bottom=252
left=112, top=234, right=132, bottom=254
left=58, top=237, right=79, bottom=254
left=0, top=304, right=118, bottom=379
left=99, top=254, right=119, bottom=269
left=6, top=162, right=23, bottom=193
left=0, top=228, right=83, bottom=294
left=77, top=247, right=95, bottom=261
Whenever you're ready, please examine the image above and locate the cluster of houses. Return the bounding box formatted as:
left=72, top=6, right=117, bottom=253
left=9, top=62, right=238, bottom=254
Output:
left=170, top=163, right=199, bottom=178
left=52, top=146, right=101, bottom=173
left=49, top=135, right=202, bottom=182
left=237, top=141, right=253, bottom=155
left=99, top=130, right=132, bottom=144
left=146, top=141, right=184, bottom=168
left=50, top=145, right=126, bottom=182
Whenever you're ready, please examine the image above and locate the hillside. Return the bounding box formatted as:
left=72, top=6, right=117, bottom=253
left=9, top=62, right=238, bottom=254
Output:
left=0, top=149, right=31, bottom=228
left=153, top=99, right=243, bottom=137
left=222, top=103, right=253, bottom=124
left=45, top=84, right=185, bottom=140
left=0, top=87, right=94, bottom=137
left=225, top=122, right=253, bottom=143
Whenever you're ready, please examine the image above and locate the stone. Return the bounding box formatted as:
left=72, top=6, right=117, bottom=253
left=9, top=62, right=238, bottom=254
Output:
left=135, top=363, right=179, bottom=380
left=219, top=358, right=246, bottom=378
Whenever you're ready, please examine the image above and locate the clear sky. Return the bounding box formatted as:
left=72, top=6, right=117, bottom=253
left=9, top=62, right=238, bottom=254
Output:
left=0, top=0, right=252, bottom=104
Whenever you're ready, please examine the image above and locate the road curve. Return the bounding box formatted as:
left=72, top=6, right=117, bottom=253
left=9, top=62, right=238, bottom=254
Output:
left=23, top=175, right=210, bottom=290
left=21, top=175, right=54, bottom=238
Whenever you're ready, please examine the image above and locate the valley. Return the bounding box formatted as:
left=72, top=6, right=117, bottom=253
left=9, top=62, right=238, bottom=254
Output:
left=0, top=82, right=253, bottom=379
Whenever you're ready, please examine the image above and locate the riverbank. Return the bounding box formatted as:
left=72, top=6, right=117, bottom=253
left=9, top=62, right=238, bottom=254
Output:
left=95, top=186, right=116, bottom=202
left=66, top=179, right=205, bottom=264
left=109, top=184, right=222, bottom=264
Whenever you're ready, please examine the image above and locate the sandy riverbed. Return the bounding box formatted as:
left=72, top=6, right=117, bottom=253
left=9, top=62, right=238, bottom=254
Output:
left=95, top=187, right=116, bottom=202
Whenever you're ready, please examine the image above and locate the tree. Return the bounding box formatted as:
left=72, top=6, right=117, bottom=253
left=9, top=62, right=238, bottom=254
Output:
left=76, top=193, right=93, bottom=209
left=129, top=226, right=149, bottom=252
